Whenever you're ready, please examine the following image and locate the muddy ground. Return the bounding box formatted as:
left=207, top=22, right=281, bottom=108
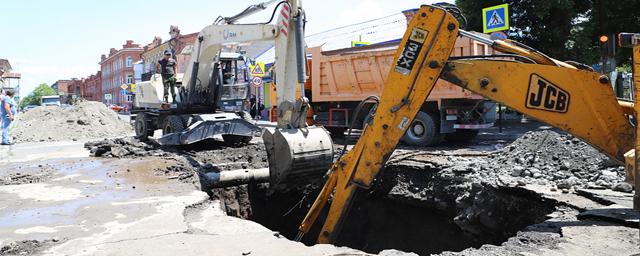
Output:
left=81, top=127, right=638, bottom=256
left=84, top=137, right=268, bottom=219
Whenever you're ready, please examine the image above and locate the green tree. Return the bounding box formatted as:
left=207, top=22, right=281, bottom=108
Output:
left=455, top=0, right=640, bottom=66
left=455, top=0, right=590, bottom=62
left=19, top=83, right=57, bottom=108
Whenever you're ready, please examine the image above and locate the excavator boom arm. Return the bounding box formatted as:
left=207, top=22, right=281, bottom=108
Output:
left=440, top=59, right=634, bottom=163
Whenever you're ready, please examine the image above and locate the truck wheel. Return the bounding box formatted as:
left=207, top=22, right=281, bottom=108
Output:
left=401, top=111, right=443, bottom=146
left=445, top=129, right=479, bottom=143
left=326, top=127, right=346, bottom=138
left=222, top=135, right=252, bottom=145
left=163, top=115, right=186, bottom=135
left=134, top=113, right=154, bottom=141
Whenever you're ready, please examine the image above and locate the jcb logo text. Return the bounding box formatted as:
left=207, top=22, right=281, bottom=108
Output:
left=525, top=74, right=570, bottom=113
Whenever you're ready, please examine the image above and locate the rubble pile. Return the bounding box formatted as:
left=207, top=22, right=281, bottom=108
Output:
left=420, top=131, right=627, bottom=192
left=85, top=137, right=267, bottom=169
left=84, top=137, right=165, bottom=157
left=371, top=131, right=630, bottom=253
left=1, top=171, right=52, bottom=185
left=486, top=130, right=627, bottom=191
left=86, top=137, right=268, bottom=187
left=12, top=101, right=132, bottom=143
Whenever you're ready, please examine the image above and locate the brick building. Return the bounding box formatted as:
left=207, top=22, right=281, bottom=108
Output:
left=51, top=80, right=70, bottom=97
left=0, top=59, right=21, bottom=99
left=99, top=40, right=143, bottom=105
left=82, top=71, right=102, bottom=102
left=67, top=78, right=83, bottom=103
left=140, top=26, right=198, bottom=80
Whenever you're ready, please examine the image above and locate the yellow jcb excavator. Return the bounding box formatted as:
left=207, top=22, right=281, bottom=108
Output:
left=290, top=4, right=640, bottom=244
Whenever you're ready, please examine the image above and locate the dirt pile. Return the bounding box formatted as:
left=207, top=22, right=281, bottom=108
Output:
left=12, top=101, right=132, bottom=143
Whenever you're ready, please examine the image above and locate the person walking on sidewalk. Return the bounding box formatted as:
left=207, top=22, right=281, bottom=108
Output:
left=156, top=49, right=178, bottom=103
left=1, top=90, right=16, bottom=145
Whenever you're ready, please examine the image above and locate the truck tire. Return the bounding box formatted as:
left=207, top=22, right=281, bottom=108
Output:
left=445, top=129, right=479, bottom=143
left=222, top=135, right=252, bottom=145
left=401, top=111, right=444, bottom=146
left=163, top=115, right=186, bottom=135
left=134, top=113, right=154, bottom=141
left=326, top=127, right=346, bottom=137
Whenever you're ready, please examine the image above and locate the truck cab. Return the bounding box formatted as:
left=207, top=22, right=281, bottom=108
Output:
left=40, top=95, right=61, bottom=106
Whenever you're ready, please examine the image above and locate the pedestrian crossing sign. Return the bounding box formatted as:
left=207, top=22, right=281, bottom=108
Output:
left=482, top=4, right=509, bottom=33
left=250, top=62, right=266, bottom=77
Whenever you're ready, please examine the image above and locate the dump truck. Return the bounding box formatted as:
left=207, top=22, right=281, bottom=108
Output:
left=307, top=34, right=497, bottom=145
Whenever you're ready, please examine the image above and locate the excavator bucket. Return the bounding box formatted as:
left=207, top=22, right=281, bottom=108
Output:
left=263, top=126, right=334, bottom=188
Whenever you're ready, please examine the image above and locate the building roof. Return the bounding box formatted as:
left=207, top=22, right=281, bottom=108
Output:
left=99, top=40, right=144, bottom=65
left=3, top=72, right=21, bottom=79
left=0, top=59, right=12, bottom=71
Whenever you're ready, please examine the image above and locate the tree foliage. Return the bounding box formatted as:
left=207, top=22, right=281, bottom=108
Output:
left=455, top=0, right=640, bottom=66
left=19, top=83, right=57, bottom=108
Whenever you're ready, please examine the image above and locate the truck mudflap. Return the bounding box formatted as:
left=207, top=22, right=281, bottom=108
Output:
left=453, top=123, right=494, bottom=129
left=157, top=112, right=262, bottom=146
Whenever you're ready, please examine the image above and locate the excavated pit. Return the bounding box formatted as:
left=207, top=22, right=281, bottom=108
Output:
left=86, top=131, right=628, bottom=254
left=215, top=162, right=558, bottom=255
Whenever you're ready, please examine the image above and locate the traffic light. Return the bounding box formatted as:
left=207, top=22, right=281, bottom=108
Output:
left=599, top=35, right=609, bottom=44
left=598, top=34, right=616, bottom=73
left=599, top=34, right=615, bottom=57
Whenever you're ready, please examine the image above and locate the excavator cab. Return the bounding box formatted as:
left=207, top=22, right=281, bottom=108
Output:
left=216, top=52, right=251, bottom=113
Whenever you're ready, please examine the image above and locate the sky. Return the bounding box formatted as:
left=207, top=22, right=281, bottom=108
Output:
left=0, top=0, right=451, bottom=96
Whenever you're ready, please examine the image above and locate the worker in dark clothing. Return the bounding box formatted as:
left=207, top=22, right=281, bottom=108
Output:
left=156, top=49, right=178, bottom=103
left=249, top=96, right=264, bottom=119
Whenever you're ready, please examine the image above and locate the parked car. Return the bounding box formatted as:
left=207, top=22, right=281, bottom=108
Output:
left=109, top=104, right=125, bottom=112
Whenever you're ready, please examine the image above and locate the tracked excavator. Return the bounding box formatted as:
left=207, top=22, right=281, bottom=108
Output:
left=286, top=4, right=640, bottom=244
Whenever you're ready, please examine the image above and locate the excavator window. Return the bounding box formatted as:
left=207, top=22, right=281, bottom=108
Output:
left=220, top=58, right=250, bottom=102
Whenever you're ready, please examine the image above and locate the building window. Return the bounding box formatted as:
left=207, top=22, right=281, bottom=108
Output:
left=126, top=56, right=133, bottom=67
left=126, top=74, right=134, bottom=84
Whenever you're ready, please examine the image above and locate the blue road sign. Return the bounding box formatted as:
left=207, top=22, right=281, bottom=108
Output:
left=482, top=4, right=509, bottom=33
left=121, top=89, right=127, bottom=96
